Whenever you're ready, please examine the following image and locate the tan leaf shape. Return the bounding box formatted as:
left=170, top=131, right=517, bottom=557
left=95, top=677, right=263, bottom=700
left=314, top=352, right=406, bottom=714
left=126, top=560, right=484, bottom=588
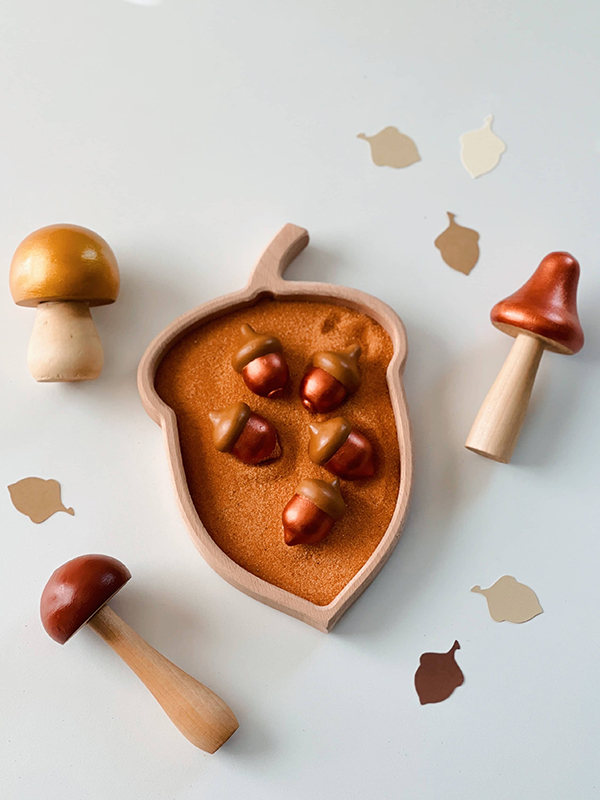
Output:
left=434, top=212, right=480, bottom=275
left=8, top=478, right=74, bottom=524
left=357, top=127, right=421, bottom=168
left=414, top=640, right=464, bottom=705
left=460, top=114, right=507, bottom=178
left=471, top=575, right=543, bottom=623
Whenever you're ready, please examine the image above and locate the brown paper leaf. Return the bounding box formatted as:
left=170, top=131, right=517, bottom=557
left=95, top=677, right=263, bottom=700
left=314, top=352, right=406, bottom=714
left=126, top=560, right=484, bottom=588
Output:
left=8, top=478, right=74, bottom=524
left=414, top=641, right=464, bottom=705
left=434, top=212, right=480, bottom=275
left=471, top=576, right=543, bottom=623
left=357, top=127, right=421, bottom=168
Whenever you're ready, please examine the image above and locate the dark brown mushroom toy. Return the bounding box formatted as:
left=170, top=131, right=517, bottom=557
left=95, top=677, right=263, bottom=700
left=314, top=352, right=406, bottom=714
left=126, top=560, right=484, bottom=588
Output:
left=40, top=554, right=238, bottom=753
left=465, top=252, right=584, bottom=463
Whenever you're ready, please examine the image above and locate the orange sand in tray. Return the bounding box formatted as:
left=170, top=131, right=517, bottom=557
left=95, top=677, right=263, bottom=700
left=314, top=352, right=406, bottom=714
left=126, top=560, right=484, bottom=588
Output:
left=154, top=299, right=400, bottom=606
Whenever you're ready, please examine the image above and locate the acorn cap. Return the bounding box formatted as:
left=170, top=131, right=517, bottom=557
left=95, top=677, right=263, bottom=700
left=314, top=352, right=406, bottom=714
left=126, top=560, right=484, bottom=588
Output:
left=209, top=402, right=251, bottom=452
left=491, top=252, right=584, bottom=355
left=295, top=477, right=345, bottom=521
left=232, top=324, right=283, bottom=372
left=308, top=417, right=352, bottom=465
left=312, top=344, right=361, bottom=392
left=10, top=224, right=120, bottom=308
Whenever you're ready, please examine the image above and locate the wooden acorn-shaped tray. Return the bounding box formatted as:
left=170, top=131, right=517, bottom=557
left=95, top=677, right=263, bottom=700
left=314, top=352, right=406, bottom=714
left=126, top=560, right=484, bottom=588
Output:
left=138, top=224, right=412, bottom=632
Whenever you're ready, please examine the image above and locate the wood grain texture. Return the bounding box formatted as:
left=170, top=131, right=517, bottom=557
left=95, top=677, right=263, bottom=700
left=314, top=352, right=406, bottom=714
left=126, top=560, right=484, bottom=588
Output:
left=137, top=224, right=413, bottom=632
left=465, top=332, right=544, bottom=463
left=88, top=607, right=238, bottom=753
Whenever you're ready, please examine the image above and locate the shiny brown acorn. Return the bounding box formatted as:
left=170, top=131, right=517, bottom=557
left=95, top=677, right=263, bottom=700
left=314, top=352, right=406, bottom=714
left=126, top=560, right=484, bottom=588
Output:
left=232, top=323, right=289, bottom=398
left=282, top=477, right=345, bottom=546
left=308, top=417, right=375, bottom=479
left=300, top=344, right=361, bottom=413
left=209, top=402, right=280, bottom=464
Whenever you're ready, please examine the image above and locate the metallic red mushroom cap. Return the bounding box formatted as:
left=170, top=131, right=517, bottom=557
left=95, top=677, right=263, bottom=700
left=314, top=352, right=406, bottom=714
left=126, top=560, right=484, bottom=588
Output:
left=40, top=554, right=131, bottom=644
left=491, top=252, right=584, bottom=355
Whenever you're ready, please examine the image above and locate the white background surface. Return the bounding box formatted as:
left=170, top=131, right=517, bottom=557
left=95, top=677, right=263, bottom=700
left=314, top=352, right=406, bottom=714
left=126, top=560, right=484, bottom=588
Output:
left=1, top=1, right=598, bottom=798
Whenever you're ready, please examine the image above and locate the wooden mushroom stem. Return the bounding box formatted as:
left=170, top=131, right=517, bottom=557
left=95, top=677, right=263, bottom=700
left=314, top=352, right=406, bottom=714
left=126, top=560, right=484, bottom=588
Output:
left=88, top=606, right=238, bottom=753
left=465, top=332, right=544, bottom=463
left=27, top=301, right=104, bottom=382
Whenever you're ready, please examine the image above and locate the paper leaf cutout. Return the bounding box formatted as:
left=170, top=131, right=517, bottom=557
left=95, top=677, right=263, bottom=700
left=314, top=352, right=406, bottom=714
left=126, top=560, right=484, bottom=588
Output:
left=434, top=212, right=480, bottom=275
left=414, top=641, right=464, bottom=705
left=357, top=127, right=420, bottom=168
left=471, top=576, right=543, bottom=623
left=460, top=115, right=506, bottom=178
left=8, top=478, right=74, bottom=524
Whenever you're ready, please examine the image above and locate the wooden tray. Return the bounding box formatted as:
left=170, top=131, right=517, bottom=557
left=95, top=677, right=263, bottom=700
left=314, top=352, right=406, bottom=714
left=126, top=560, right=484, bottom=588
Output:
left=137, top=224, right=413, bottom=631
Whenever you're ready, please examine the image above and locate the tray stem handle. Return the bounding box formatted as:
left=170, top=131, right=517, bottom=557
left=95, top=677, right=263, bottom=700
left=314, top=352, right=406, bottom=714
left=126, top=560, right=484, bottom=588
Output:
left=248, top=223, right=309, bottom=290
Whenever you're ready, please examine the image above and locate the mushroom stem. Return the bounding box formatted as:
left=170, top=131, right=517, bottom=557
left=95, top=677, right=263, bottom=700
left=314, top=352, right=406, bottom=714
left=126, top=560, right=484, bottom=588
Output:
left=27, top=301, right=104, bottom=382
left=465, top=333, right=544, bottom=463
left=88, top=606, right=238, bottom=753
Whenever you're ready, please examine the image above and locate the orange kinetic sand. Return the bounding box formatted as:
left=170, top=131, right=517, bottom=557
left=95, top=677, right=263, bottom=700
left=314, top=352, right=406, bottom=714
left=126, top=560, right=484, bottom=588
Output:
left=155, top=299, right=400, bottom=606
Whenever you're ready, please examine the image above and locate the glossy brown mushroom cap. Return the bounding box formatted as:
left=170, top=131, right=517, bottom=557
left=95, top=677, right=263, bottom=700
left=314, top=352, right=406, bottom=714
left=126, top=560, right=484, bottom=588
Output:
left=10, top=224, right=120, bottom=307
left=491, top=252, right=584, bottom=355
left=40, top=554, right=131, bottom=644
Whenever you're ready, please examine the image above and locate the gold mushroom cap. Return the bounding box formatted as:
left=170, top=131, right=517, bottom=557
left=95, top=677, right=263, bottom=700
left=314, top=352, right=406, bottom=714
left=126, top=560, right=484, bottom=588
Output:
left=10, top=224, right=120, bottom=382
left=312, top=343, right=361, bottom=393
left=10, top=224, right=120, bottom=307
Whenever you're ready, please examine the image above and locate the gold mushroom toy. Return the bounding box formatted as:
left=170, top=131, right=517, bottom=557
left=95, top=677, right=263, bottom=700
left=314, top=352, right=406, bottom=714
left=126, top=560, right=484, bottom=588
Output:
left=10, top=223, right=120, bottom=381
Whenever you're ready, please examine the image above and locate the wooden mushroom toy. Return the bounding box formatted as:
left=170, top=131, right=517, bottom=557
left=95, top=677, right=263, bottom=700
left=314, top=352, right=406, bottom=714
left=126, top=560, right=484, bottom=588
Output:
left=308, top=417, right=375, bottom=479
left=209, top=401, right=280, bottom=464
left=9, top=224, right=120, bottom=381
left=282, top=477, right=345, bottom=546
left=465, top=252, right=584, bottom=463
left=40, top=554, right=238, bottom=753
left=300, top=344, right=361, bottom=413
left=232, top=323, right=289, bottom=397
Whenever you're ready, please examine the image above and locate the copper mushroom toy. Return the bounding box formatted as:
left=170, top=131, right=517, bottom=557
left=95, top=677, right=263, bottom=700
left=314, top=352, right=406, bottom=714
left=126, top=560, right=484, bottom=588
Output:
left=40, top=554, right=238, bottom=753
left=9, top=224, right=120, bottom=382
left=465, top=251, right=584, bottom=463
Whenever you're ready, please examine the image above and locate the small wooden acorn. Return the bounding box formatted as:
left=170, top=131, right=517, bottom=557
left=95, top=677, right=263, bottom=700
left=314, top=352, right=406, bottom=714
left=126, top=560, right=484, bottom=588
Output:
left=232, top=323, right=289, bottom=398
left=300, top=344, right=361, bottom=413
left=282, top=477, right=345, bottom=546
left=209, top=401, right=280, bottom=464
left=10, top=224, right=120, bottom=382
left=308, top=417, right=375, bottom=479
left=465, top=252, right=584, bottom=463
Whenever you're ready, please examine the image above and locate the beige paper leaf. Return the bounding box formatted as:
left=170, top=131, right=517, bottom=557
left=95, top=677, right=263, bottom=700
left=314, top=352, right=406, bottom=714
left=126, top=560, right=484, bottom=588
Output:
left=471, top=576, right=543, bottom=623
left=8, top=478, right=74, bottom=524
left=460, top=115, right=507, bottom=178
left=434, top=212, right=480, bottom=275
left=357, top=127, right=421, bottom=168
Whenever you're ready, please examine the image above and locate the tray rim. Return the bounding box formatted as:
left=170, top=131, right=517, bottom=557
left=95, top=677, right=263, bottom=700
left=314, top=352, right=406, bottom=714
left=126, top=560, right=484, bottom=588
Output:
left=137, top=224, right=413, bottom=632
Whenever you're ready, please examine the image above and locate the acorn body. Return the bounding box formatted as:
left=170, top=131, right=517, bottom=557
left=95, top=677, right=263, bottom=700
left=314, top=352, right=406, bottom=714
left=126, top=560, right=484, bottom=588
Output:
left=233, top=324, right=289, bottom=398
left=282, top=478, right=345, bottom=546
left=300, top=345, right=361, bottom=413
left=308, top=417, right=375, bottom=479
left=209, top=402, right=279, bottom=464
